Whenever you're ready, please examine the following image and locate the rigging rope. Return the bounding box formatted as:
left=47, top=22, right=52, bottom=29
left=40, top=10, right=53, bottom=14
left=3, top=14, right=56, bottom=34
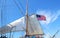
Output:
left=13, top=0, right=25, bottom=16
left=0, top=0, right=4, bottom=36
left=0, top=0, right=7, bottom=26
left=17, top=0, right=25, bottom=13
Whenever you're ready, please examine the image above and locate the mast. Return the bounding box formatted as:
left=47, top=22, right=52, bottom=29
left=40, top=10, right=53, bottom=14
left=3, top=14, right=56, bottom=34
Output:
left=26, top=0, right=29, bottom=36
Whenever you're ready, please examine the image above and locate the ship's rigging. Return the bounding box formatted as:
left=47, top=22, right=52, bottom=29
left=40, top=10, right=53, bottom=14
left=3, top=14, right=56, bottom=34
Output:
left=0, top=0, right=60, bottom=38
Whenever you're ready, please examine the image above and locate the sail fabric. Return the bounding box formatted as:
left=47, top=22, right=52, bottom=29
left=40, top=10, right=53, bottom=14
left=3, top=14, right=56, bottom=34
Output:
left=0, top=17, right=25, bottom=34
left=0, top=14, right=44, bottom=35
left=26, top=15, right=44, bottom=35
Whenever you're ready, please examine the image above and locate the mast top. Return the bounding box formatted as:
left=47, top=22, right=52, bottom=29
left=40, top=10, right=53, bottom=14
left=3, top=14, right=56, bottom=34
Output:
left=26, top=0, right=28, bottom=15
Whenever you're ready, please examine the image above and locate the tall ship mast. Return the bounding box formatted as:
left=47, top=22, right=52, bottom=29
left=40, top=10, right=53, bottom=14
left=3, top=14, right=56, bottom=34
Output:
left=26, top=0, right=29, bottom=36
left=25, top=0, right=44, bottom=38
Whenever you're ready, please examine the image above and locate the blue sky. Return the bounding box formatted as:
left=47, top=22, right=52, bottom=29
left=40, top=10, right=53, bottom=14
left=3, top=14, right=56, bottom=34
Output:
left=0, top=0, right=60, bottom=38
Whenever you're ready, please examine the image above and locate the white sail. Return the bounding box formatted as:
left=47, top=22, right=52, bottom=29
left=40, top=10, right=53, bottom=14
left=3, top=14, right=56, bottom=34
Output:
left=27, top=14, right=44, bottom=35
left=0, top=14, right=44, bottom=35
left=0, top=17, right=25, bottom=34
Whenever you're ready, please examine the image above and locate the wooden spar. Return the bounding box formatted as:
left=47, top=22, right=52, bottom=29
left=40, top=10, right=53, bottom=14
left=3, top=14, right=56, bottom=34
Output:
left=26, top=0, right=29, bottom=36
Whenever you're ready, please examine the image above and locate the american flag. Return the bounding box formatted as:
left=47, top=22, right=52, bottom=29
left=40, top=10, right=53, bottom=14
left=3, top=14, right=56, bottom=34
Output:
left=36, top=14, right=46, bottom=21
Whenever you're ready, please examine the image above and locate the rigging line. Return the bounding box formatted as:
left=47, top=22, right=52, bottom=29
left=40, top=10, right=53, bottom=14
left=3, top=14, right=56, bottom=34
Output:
left=0, top=0, right=4, bottom=36
left=18, top=1, right=35, bottom=14
left=52, top=30, right=59, bottom=38
left=1, top=0, right=6, bottom=26
left=17, top=0, right=25, bottom=13
left=0, top=8, right=2, bottom=36
left=0, top=8, right=3, bottom=36
left=4, top=0, right=7, bottom=26
left=0, top=0, right=4, bottom=34
left=1, top=1, right=3, bottom=27
left=13, top=0, right=25, bottom=16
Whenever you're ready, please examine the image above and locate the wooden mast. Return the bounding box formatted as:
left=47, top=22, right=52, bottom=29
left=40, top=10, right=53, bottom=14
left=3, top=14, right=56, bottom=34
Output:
left=25, top=0, right=43, bottom=38
left=26, top=0, right=29, bottom=36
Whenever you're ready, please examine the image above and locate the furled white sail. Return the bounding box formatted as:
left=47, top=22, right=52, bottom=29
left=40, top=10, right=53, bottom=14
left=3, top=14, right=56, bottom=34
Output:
left=0, top=17, right=25, bottom=34
left=26, top=15, right=44, bottom=35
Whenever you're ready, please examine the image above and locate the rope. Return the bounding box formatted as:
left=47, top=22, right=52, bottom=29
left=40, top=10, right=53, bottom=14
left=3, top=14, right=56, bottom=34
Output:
left=13, top=0, right=25, bottom=16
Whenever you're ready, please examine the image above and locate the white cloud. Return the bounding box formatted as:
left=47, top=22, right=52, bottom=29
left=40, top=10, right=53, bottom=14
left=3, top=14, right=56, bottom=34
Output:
left=36, top=10, right=60, bottom=25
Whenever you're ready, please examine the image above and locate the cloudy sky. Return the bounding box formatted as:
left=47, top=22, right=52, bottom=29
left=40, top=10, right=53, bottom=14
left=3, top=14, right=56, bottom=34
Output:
left=0, top=0, right=60, bottom=38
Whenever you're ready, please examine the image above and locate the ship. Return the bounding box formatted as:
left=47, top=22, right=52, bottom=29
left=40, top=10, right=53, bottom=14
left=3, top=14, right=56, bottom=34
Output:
left=0, top=0, right=59, bottom=38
